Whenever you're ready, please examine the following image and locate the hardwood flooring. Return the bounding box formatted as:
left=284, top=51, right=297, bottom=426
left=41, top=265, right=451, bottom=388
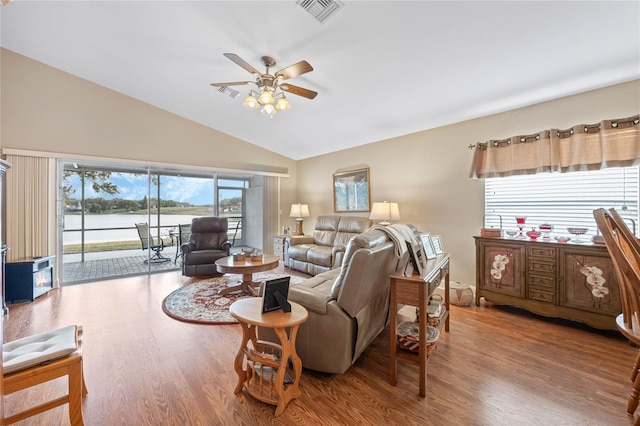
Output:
left=2, top=265, right=637, bottom=425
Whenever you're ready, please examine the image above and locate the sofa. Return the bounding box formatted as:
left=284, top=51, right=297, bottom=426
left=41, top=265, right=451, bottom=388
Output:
left=285, top=215, right=373, bottom=276
left=260, top=226, right=405, bottom=374
left=180, top=217, right=231, bottom=276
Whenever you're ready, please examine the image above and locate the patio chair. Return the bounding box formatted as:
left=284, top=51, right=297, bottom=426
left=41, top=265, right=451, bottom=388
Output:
left=174, top=223, right=191, bottom=263
left=135, top=222, right=169, bottom=263
left=231, top=219, right=242, bottom=247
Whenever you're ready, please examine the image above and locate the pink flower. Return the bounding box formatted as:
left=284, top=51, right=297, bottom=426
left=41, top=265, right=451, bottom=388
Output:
left=491, top=269, right=502, bottom=280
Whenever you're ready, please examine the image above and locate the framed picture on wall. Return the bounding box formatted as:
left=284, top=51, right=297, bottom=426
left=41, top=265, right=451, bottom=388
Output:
left=333, top=167, right=371, bottom=213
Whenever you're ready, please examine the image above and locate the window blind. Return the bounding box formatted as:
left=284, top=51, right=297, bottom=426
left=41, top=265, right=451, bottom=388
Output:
left=484, top=166, right=639, bottom=238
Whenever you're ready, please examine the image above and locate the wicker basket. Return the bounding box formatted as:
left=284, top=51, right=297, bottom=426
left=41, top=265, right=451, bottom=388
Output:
left=449, top=281, right=474, bottom=306
left=397, top=322, right=440, bottom=355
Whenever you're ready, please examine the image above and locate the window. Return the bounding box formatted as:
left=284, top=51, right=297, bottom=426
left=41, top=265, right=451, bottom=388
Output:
left=484, top=166, right=639, bottom=237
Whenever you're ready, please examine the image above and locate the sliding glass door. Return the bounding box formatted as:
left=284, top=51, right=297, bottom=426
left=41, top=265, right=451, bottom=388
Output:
left=60, top=161, right=250, bottom=284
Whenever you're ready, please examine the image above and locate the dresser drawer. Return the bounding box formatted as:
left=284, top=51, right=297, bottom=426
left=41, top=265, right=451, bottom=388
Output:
left=528, top=274, right=555, bottom=289
left=273, top=235, right=287, bottom=261
left=528, top=288, right=555, bottom=303
left=529, top=259, right=556, bottom=274
left=528, top=246, right=556, bottom=259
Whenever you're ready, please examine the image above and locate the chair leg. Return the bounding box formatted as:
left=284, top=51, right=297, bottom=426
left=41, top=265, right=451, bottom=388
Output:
left=68, top=358, right=86, bottom=425
left=632, top=350, right=640, bottom=382
left=629, top=366, right=640, bottom=416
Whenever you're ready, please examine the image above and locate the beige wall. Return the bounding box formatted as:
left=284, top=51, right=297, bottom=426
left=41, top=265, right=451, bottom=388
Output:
left=2, top=48, right=639, bottom=286
left=297, top=80, right=640, bottom=286
left=0, top=48, right=301, bottom=232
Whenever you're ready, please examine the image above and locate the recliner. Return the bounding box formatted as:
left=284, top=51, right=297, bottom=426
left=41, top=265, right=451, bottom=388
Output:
left=285, top=215, right=373, bottom=276
left=260, top=226, right=405, bottom=374
left=180, top=217, right=231, bottom=276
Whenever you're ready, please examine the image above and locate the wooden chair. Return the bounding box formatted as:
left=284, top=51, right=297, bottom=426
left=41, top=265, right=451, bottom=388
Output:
left=594, top=208, right=640, bottom=425
left=2, top=325, right=88, bottom=425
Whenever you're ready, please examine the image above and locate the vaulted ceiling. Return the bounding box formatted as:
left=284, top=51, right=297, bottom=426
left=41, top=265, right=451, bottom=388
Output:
left=1, top=1, right=638, bottom=160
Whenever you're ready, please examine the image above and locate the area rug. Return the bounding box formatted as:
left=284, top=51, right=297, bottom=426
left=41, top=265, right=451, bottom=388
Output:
left=162, top=273, right=306, bottom=325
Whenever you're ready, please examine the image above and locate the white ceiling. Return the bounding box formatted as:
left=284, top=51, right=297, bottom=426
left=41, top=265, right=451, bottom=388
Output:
left=1, top=1, right=639, bottom=160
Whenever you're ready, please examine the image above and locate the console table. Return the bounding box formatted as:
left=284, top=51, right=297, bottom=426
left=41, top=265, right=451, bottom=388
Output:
left=389, top=253, right=450, bottom=397
left=475, top=236, right=621, bottom=330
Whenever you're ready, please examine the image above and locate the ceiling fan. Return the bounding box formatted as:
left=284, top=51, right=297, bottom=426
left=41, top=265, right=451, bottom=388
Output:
left=211, top=53, right=317, bottom=117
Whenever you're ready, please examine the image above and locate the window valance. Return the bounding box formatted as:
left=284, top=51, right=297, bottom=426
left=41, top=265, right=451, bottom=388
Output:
left=469, top=115, right=640, bottom=179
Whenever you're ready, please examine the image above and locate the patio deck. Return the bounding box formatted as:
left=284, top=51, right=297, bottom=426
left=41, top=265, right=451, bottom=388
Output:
left=62, top=246, right=250, bottom=284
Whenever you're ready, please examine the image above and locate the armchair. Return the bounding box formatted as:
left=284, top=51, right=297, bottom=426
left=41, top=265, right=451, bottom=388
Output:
left=180, top=217, right=231, bottom=276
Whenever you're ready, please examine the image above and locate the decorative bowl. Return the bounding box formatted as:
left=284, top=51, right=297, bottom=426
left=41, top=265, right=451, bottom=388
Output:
left=250, top=253, right=263, bottom=262
left=505, top=230, right=518, bottom=238
left=232, top=252, right=246, bottom=261
left=554, top=236, right=571, bottom=243
left=567, top=227, right=588, bottom=235
left=526, top=228, right=542, bottom=240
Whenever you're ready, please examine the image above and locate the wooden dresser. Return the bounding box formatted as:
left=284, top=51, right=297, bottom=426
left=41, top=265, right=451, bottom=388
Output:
left=475, top=236, right=621, bottom=330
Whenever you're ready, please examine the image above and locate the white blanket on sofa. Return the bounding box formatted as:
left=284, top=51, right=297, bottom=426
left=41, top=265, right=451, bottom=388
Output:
left=370, top=223, right=419, bottom=258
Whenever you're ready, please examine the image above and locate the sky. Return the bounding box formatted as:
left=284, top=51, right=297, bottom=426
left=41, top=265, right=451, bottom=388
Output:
left=65, top=172, right=239, bottom=206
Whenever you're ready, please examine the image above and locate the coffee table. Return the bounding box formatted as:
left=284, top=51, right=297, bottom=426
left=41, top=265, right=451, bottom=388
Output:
left=215, top=254, right=280, bottom=296
left=229, top=297, right=308, bottom=416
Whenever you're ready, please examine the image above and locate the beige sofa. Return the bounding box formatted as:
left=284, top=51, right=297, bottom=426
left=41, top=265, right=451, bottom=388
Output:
left=285, top=215, right=372, bottom=276
left=261, top=226, right=405, bottom=374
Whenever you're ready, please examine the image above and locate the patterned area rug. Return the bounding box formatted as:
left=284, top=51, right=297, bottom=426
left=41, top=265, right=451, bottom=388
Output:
left=162, top=272, right=306, bottom=325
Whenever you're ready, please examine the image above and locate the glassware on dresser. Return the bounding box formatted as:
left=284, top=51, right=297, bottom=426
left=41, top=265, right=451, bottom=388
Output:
left=567, top=227, right=588, bottom=243
left=539, top=223, right=553, bottom=239
left=515, top=216, right=527, bottom=239
left=526, top=228, right=542, bottom=241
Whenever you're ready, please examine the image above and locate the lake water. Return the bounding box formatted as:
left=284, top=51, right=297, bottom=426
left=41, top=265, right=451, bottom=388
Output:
left=63, top=214, right=240, bottom=244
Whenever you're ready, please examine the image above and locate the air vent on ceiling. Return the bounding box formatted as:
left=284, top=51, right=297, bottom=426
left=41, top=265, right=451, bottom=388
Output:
left=216, top=86, right=240, bottom=99
left=297, top=0, right=345, bottom=24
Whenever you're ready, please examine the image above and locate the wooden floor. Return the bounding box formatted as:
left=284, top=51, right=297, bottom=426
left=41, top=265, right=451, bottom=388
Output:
left=3, top=264, right=638, bottom=426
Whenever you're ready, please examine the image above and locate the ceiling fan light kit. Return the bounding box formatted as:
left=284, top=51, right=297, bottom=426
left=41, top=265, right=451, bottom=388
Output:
left=211, top=53, right=317, bottom=118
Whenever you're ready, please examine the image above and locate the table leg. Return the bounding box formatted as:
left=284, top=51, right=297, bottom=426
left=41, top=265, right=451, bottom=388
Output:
left=219, top=273, right=254, bottom=296
left=389, top=279, right=398, bottom=386
left=273, top=325, right=302, bottom=417
left=234, top=322, right=256, bottom=394
left=418, top=282, right=427, bottom=398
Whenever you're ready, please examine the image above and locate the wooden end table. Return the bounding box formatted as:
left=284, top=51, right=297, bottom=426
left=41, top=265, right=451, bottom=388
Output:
left=389, top=253, right=450, bottom=397
left=229, top=297, right=308, bottom=416
left=215, top=254, right=280, bottom=296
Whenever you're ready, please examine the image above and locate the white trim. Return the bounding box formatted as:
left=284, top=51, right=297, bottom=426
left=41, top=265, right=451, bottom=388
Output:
left=1, top=148, right=290, bottom=178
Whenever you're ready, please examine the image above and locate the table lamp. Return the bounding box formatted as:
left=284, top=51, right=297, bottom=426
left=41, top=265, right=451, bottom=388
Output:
left=290, top=203, right=310, bottom=235
left=369, top=201, right=400, bottom=226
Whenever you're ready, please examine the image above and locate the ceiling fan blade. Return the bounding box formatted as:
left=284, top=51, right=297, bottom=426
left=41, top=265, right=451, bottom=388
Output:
left=275, top=60, right=313, bottom=81
left=280, top=83, right=318, bottom=100
left=210, top=81, right=254, bottom=88
left=223, top=53, right=261, bottom=76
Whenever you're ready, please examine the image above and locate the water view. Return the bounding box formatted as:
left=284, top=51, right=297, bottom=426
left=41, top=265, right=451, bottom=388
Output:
left=64, top=214, right=210, bottom=244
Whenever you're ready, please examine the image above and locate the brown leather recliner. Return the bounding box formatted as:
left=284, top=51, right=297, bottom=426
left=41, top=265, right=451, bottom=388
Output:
left=180, top=217, right=231, bottom=276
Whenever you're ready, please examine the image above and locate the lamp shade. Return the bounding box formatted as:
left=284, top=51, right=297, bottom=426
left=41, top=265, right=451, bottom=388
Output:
left=369, top=201, right=400, bottom=225
left=289, top=203, right=310, bottom=219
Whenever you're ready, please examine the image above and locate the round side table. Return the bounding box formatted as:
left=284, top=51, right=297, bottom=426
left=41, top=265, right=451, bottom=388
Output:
left=229, top=297, right=308, bottom=417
